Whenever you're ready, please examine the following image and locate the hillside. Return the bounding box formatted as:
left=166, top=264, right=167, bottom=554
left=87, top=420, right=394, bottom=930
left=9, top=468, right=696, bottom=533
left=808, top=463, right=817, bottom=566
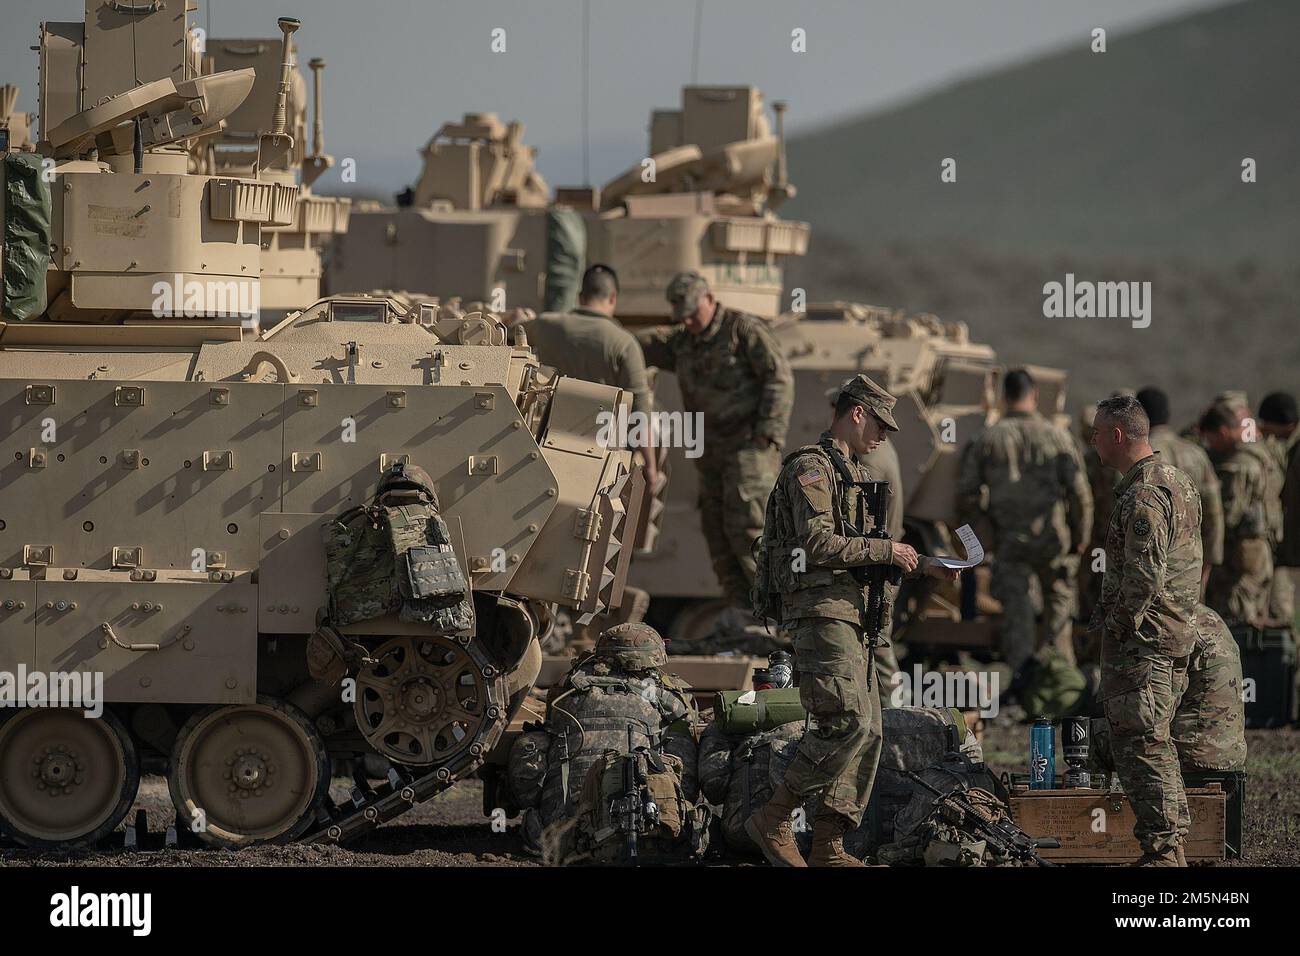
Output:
left=785, top=0, right=1300, bottom=263
left=783, top=0, right=1299, bottom=422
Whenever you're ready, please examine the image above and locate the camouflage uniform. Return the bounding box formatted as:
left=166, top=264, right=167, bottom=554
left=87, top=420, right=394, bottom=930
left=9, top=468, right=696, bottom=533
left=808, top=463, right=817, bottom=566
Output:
left=1090, top=454, right=1201, bottom=856
left=1207, top=442, right=1273, bottom=626
left=1149, top=425, right=1225, bottom=567
left=862, top=438, right=904, bottom=706
left=640, top=276, right=793, bottom=606
left=766, top=377, right=910, bottom=829
left=1170, top=604, right=1248, bottom=771
left=957, top=410, right=1093, bottom=670
left=1079, top=445, right=1118, bottom=632
left=524, top=308, right=653, bottom=414
left=1090, top=604, right=1247, bottom=775
left=1259, top=434, right=1295, bottom=624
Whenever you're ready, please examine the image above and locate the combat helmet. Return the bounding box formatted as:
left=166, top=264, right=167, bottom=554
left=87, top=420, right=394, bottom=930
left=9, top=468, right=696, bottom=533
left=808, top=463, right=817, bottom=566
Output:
left=377, top=461, right=439, bottom=506
left=595, top=622, right=667, bottom=671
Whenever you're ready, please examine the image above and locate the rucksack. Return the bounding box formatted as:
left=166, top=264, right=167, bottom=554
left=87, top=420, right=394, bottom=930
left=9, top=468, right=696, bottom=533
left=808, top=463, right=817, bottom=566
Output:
left=750, top=446, right=828, bottom=626
left=510, top=662, right=699, bottom=857
left=570, top=745, right=709, bottom=865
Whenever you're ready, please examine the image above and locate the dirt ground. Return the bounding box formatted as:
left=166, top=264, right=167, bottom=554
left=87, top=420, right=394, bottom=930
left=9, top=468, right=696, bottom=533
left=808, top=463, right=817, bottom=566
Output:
left=3, top=722, right=1296, bottom=868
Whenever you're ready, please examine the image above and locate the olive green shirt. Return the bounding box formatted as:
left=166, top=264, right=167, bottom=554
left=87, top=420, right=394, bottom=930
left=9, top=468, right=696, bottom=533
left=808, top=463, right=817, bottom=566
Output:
left=525, top=308, right=652, bottom=413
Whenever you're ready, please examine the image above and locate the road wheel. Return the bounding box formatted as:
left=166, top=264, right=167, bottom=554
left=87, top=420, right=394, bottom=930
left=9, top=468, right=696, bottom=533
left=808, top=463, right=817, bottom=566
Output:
left=168, top=696, right=328, bottom=848
left=0, top=708, right=139, bottom=848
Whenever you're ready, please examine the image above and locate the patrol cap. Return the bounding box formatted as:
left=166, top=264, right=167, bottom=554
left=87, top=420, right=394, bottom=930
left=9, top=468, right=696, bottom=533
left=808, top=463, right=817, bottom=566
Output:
left=836, top=373, right=899, bottom=432
left=595, top=622, right=667, bottom=671
left=665, top=270, right=709, bottom=321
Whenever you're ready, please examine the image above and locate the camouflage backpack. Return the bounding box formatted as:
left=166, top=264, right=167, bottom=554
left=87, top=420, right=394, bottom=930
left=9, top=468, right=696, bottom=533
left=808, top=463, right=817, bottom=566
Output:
left=509, top=657, right=699, bottom=856
left=570, top=744, right=709, bottom=865
left=322, top=463, right=471, bottom=632
left=750, top=446, right=822, bottom=625
left=698, top=719, right=809, bottom=854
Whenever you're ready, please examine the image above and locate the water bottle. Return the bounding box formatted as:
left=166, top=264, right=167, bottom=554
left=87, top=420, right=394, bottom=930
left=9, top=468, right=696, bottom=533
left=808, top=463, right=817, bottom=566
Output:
left=1029, top=717, right=1055, bottom=790
left=1062, top=716, right=1092, bottom=788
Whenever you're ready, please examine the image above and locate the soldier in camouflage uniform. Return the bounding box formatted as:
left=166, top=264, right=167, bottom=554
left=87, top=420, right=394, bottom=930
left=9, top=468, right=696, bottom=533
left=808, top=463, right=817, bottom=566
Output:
left=1077, top=403, right=1118, bottom=636
left=639, top=271, right=793, bottom=610
left=1138, top=387, right=1224, bottom=595
left=1091, top=603, right=1247, bottom=776
left=744, top=375, right=958, bottom=867
left=505, top=623, right=698, bottom=856
left=1200, top=401, right=1274, bottom=627
left=1258, top=392, right=1299, bottom=625
left=1088, top=395, right=1201, bottom=867
left=957, top=369, right=1093, bottom=671
left=1171, top=604, right=1248, bottom=771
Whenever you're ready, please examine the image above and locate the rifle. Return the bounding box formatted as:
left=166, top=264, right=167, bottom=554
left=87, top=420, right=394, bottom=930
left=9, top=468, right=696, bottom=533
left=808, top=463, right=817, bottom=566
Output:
left=905, top=770, right=1060, bottom=867
left=857, top=480, right=902, bottom=639
left=610, top=728, right=662, bottom=865
left=618, top=727, right=641, bottom=863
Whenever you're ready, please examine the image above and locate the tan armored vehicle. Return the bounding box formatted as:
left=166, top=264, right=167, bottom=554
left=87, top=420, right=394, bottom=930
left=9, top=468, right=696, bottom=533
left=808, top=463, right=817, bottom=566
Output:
left=1, top=86, right=36, bottom=154
left=0, top=5, right=637, bottom=849
left=325, top=86, right=1071, bottom=650
left=192, top=30, right=351, bottom=319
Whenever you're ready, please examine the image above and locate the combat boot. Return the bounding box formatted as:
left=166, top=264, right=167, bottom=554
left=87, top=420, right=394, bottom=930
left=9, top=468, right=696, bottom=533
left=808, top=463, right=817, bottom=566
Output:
left=808, top=814, right=866, bottom=867
left=743, top=783, right=807, bottom=867
left=1132, top=847, right=1179, bottom=867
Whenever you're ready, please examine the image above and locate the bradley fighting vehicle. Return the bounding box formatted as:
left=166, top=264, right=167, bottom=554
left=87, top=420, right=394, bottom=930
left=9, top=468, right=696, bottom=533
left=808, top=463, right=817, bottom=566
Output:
left=329, top=86, right=1072, bottom=648
left=0, top=6, right=637, bottom=848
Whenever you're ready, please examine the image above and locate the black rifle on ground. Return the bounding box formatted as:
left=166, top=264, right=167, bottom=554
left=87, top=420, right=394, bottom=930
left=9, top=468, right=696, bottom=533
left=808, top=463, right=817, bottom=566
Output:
left=905, top=770, right=1060, bottom=867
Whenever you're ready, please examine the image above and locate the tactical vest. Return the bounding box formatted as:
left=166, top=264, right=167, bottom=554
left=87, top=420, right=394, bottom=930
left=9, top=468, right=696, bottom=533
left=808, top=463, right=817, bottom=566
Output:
left=323, top=497, right=471, bottom=632
left=751, top=440, right=878, bottom=625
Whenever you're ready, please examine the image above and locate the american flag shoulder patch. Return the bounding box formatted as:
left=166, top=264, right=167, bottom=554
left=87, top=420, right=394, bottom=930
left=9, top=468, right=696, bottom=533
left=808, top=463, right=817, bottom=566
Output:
left=798, top=470, right=825, bottom=487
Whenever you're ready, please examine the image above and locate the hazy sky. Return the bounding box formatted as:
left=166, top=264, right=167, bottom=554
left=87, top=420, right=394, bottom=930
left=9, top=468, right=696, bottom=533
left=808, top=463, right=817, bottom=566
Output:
left=2, top=0, right=1233, bottom=195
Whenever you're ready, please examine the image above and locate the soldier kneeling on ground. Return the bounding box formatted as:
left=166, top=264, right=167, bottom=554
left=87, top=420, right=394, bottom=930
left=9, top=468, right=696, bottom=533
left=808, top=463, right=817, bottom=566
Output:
left=505, top=623, right=705, bottom=863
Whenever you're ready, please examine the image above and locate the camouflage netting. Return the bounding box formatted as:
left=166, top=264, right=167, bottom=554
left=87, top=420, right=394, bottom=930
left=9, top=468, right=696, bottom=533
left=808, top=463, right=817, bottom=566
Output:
left=1, top=152, right=51, bottom=321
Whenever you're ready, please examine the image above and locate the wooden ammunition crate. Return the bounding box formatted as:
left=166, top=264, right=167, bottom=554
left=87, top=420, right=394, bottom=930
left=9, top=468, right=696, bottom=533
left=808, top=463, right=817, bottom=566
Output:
left=1008, top=785, right=1227, bottom=864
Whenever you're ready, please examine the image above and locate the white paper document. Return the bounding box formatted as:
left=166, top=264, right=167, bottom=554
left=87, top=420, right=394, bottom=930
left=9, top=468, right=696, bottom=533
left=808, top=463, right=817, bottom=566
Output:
left=933, top=524, right=985, bottom=569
